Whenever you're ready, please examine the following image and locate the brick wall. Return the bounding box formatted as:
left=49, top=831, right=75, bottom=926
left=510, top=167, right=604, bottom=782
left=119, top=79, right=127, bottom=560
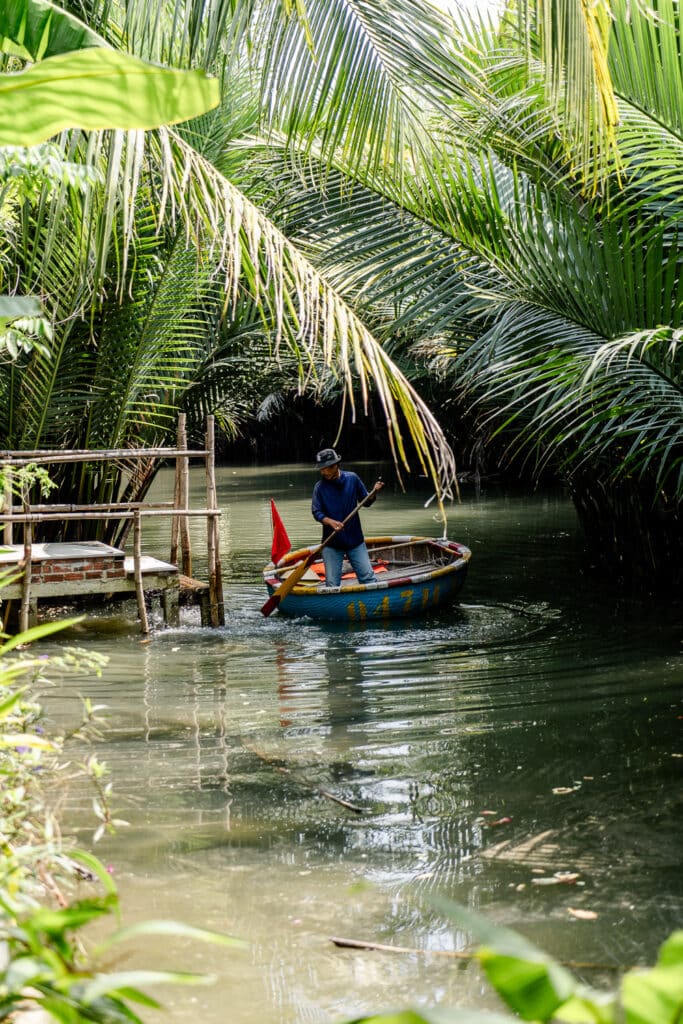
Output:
left=31, top=556, right=125, bottom=585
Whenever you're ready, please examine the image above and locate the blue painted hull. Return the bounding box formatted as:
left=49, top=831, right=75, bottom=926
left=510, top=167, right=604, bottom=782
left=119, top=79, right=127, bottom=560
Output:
left=263, top=536, right=470, bottom=622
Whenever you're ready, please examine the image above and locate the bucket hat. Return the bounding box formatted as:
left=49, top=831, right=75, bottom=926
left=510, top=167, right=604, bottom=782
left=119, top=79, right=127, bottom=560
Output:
left=315, top=448, right=342, bottom=469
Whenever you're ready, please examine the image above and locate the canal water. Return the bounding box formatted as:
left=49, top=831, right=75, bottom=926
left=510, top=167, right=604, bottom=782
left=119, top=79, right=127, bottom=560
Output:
left=40, top=463, right=682, bottom=1024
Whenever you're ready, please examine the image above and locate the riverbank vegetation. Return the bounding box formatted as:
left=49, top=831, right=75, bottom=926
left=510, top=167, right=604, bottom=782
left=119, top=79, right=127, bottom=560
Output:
left=0, top=603, right=243, bottom=1021
left=0, top=0, right=681, bottom=586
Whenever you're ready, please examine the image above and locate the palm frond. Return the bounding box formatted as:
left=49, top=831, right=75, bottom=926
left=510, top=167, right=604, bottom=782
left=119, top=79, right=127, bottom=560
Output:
left=458, top=303, right=683, bottom=496
left=512, top=0, right=620, bottom=191
left=143, top=126, right=458, bottom=491
left=609, top=0, right=683, bottom=135
left=251, top=0, right=486, bottom=183
left=233, top=142, right=478, bottom=341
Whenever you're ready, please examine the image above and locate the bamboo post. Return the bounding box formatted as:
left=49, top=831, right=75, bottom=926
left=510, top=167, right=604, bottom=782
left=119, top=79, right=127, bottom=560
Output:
left=178, top=416, right=192, bottom=577
left=161, top=585, right=180, bottom=627
left=3, top=468, right=12, bottom=544
left=205, top=416, right=224, bottom=626
left=19, top=485, right=32, bottom=632
left=133, top=510, right=150, bottom=635
left=170, top=417, right=183, bottom=567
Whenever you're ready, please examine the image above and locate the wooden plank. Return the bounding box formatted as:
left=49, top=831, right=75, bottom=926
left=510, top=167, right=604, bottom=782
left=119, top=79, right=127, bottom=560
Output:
left=162, top=587, right=180, bottom=627
left=123, top=555, right=176, bottom=574
left=22, top=501, right=175, bottom=513
left=0, top=418, right=223, bottom=631
left=0, top=541, right=124, bottom=563
left=170, top=416, right=183, bottom=567
left=0, top=574, right=176, bottom=600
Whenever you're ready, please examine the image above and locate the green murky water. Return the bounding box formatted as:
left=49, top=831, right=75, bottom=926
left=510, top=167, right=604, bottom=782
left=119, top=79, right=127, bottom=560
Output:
left=41, top=464, right=682, bottom=1023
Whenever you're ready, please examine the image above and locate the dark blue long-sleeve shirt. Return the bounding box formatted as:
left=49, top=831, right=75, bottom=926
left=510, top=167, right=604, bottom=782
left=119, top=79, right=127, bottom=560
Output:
left=311, top=471, right=374, bottom=549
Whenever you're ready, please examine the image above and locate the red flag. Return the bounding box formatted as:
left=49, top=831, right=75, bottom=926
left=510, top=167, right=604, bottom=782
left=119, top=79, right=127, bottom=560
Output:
left=270, top=499, right=291, bottom=564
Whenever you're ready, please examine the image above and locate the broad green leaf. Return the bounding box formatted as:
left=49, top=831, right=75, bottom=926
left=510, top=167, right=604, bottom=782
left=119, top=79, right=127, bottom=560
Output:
left=95, top=918, right=247, bottom=956
left=82, top=970, right=214, bottom=1005
left=554, top=992, right=616, bottom=1024
left=478, top=950, right=577, bottom=1022
left=657, top=931, right=683, bottom=969
left=428, top=896, right=550, bottom=961
left=621, top=965, right=683, bottom=1024
left=0, top=0, right=105, bottom=61
left=0, top=295, right=42, bottom=324
left=428, top=898, right=579, bottom=1021
left=621, top=931, right=683, bottom=1024
left=0, top=48, right=220, bottom=147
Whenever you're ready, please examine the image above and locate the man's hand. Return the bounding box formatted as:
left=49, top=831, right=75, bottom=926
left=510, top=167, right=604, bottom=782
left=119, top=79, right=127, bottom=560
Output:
left=324, top=517, right=344, bottom=531
left=373, top=479, right=385, bottom=493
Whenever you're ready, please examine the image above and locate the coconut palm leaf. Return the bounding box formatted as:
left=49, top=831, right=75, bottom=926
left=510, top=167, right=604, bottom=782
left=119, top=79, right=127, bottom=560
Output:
left=7, top=1, right=466, bottom=489
left=609, top=0, right=683, bottom=135
left=456, top=303, right=683, bottom=494
left=84, top=243, right=213, bottom=452
left=508, top=0, right=620, bottom=191
left=180, top=315, right=300, bottom=440
left=247, top=0, right=488, bottom=182
left=231, top=142, right=478, bottom=337
left=133, top=126, right=458, bottom=487
left=3, top=111, right=456, bottom=493
left=606, top=0, right=683, bottom=218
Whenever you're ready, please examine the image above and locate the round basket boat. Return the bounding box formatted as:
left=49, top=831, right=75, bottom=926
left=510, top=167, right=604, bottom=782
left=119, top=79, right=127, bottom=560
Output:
left=262, top=535, right=471, bottom=622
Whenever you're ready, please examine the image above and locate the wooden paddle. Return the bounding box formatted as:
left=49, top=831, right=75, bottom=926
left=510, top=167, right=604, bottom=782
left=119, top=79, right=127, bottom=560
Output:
left=260, top=482, right=382, bottom=617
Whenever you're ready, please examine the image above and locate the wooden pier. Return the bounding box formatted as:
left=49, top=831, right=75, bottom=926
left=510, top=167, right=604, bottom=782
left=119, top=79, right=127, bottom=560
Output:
left=0, top=416, right=225, bottom=634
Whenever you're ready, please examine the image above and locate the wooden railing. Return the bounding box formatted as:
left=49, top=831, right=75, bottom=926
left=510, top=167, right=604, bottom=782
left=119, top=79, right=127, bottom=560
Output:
left=0, top=415, right=224, bottom=631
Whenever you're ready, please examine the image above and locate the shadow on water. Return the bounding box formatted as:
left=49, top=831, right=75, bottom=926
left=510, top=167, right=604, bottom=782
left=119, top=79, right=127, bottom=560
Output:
left=38, top=470, right=683, bottom=1024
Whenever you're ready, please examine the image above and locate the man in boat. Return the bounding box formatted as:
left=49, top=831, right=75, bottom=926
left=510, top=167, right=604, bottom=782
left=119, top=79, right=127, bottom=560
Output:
left=312, top=448, right=384, bottom=587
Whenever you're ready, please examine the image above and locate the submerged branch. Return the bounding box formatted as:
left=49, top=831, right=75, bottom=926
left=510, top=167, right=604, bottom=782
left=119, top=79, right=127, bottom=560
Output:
left=243, top=742, right=365, bottom=814
left=329, top=935, right=623, bottom=971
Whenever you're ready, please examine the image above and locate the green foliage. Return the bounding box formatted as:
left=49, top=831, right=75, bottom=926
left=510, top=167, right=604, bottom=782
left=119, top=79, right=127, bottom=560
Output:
left=0, top=464, right=56, bottom=508
left=236, top=0, right=682, bottom=577
left=0, top=298, right=51, bottom=360
left=0, top=900, right=240, bottom=1023
left=0, top=0, right=459, bottom=504
left=1, top=0, right=681, bottom=575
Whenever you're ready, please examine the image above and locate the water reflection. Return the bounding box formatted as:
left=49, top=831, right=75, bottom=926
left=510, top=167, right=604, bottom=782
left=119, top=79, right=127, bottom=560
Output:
left=38, top=469, right=683, bottom=1024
